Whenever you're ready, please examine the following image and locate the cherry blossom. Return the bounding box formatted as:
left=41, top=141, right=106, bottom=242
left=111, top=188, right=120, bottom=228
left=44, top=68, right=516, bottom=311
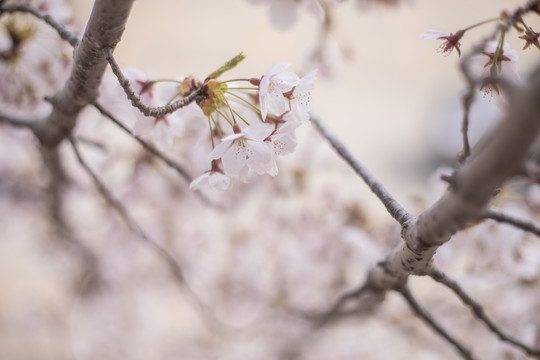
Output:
left=125, top=70, right=191, bottom=150
left=288, top=69, right=317, bottom=124
left=208, top=123, right=275, bottom=180
left=519, top=27, right=540, bottom=50
left=421, top=30, right=463, bottom=56
left=469, top=41, right=519, bottom=110
left=257, top=62, right=298, bottom=121
left=268, top=111, right=301, bottom=160
left=189, top=160, right=231, bottom=191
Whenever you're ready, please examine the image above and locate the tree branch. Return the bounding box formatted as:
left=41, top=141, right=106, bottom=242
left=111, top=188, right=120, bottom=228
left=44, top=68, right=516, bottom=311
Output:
left=0, top=3, right=80, bottom=47
left=399, top=285, right=475, bottom=360
left=457, top=0, right=537, bottom=163
left=91, top=102, right=219, bottom=207
left=104, top=47, right=203, bottom=118
left=92, top=102, right=192, bottom=183
left=430, top=268, right=540, bottom=358
left=34, top=0, right=136, bottom=146
left=311, top=116, right=412, bottom=226
left=365, top=65, right=540, bottom=290
left=68, top=136, right=220, bottom=325
left=482, top=208, right=540, bottom=237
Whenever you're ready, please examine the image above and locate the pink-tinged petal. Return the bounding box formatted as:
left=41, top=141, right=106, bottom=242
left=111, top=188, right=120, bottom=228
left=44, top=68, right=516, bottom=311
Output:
left=420, top=30, right=449, bottom=40
left=243, top=123, right=275, bottom=141
left=133, top=117, right=154, bottom=136
left=276, top=71, right=301, bottom=88
left=259, top=93, right=270, bottom=121
left=207, top=172, right=231, bottom=190
left=266, top=93, right=289, bottom=117
left=272, top=132, right=298, bottom=158
left=208, top=139, right=234, bottom=161
left=189, top=172, right=210, bottom=190
left=220, top=133, right=245, bottom=143
left=483, top=41, right=499, bottom=54
left=246, top=139, right=273, bottom=165
left=264, top=62, right=291, bottom=78
left=221, top=142, right=248, bottom=176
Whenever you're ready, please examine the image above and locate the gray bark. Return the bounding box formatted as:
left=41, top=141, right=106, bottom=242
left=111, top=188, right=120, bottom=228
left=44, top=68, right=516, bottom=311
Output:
left=35, top=0, right=136, bottom=146
left=368, top=68, right=540, bottom=290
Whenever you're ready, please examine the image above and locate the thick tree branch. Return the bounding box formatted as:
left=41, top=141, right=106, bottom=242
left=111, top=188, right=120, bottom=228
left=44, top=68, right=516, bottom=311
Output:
left=482, top=208, right=540, bottom=237
left=399, top=286, right=475, bottom=360
left=366, top=65, right=540, bottom=290
left=0, top=3, right=80, bottom=47
left=430, top=268, right=540, bottom=358
left=311, top=116, right=412, bottom=226
left=34, top=0, right=135, bottom=146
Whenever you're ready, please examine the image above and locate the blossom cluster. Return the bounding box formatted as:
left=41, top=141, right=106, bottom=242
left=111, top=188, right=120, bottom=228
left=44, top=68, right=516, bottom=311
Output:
left=421, top=12, right=540, bottom=111
left=124, top=61, right=317, bottom=192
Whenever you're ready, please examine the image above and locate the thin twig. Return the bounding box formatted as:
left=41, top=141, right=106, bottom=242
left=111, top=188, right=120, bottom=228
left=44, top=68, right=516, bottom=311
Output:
left=457, top=89, right=474, bottom=163
left=398, top=285, right=475, bottom=360
left=311, top=116, right=412, bottom=226
left=482, top=208, right=540, bottom=237
left=39, top=145, right=101, bottom=294
left=104, top=47, right=202, bottom=118
left=1, top=3, right=80, bottom=47
left=68, top=136, right=221, bottom=326
left=430, top=268, right=540, bottom=358
left=0, top=112, right=36, bottom=129
left=92, top=102, right=192, bottom=183
left=312, top=283, right=371, bottom=327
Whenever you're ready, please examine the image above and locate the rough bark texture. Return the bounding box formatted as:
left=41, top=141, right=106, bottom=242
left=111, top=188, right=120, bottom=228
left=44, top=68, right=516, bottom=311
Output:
left=368, top=67, right=540, bottom=290
left=35, top=0, right=135, bottom=146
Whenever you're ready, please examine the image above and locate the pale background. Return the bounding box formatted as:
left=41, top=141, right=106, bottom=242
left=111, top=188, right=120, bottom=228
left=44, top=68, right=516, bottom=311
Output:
left=74, top=0, right=540, bottom=210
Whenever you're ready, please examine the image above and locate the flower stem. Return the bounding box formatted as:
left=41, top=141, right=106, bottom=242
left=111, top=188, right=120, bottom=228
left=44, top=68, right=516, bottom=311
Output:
left=461, top=17, right=500, bottom=32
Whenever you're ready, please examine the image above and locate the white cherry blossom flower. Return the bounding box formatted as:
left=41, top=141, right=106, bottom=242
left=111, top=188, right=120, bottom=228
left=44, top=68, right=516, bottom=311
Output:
left=190, top=161, right=231, bottom=191
left=269, top=111, right=300, bottom=159
left=258, top=62, right=298, bottom=121
left=208, top=123, right=275, bottom=180
left=127, top=72, right=194, bottom=151
left=289, top=69, right=317, bottom=124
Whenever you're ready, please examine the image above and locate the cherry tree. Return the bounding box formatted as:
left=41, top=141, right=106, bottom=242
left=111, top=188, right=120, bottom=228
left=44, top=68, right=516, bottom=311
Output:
left=1, top=0, right=540, bottom=359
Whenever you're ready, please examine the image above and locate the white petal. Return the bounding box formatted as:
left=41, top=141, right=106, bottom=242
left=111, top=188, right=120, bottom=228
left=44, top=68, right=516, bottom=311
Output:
left=207, top=172, right=231, bottom=190
left=208, top=139, right=234, bottom=161
left=189, top=172, right=211, bottom=190
left=264, top=62, right=291, bottom=78
left=221, top=142, right=248, bottom=176
left=243, top=123, right=275, bottom=141
left=420, top=30, right=449, bottom=40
